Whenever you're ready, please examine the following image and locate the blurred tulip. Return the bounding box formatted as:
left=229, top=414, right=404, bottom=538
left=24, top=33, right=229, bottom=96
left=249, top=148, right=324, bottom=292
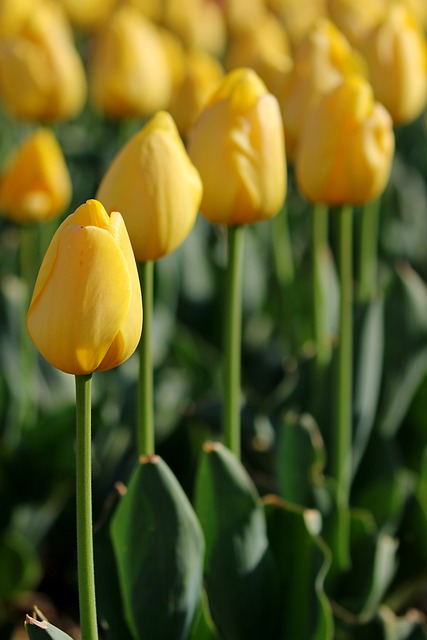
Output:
left=0, top=0, right=87, bottom=122
left=267, top=0, right=327, bottom=49
left=281, top=19, right=366, bottom=158
left=187, top=68, right=286, bottom=226
left=295, top=74, right=395, bottom=206
left=222, top=0, right=265, bottom=34
left=224, top=11, right=292, bottom=99
left=27, top=199, right=142, bottom=375
left=97, top=111, right=203, bottom=261
left=326, top=0, right=387, bottom=46
left=58, top=0, right=118, bottom=30
left=160, top=0, right=227, bottom=56
left=0, top=128, right=71, bottom=224
left=0, top=0, right=32, bottom=37
left=88, top=6, right=172, bottom=119
left=359, top=4, right=427, bottom=125
left=122, top=0, right=163, bottom=21
left=168, top=50, right=224, bottom=137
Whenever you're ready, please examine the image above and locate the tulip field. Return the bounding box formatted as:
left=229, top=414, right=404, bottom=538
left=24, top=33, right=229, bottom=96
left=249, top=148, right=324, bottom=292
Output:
left=2, top=1, right=427, bottom=640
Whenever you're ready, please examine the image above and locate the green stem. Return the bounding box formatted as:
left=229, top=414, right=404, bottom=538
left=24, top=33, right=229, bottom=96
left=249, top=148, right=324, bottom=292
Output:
left=272, top=203, right=294, bottom=287
left=223, top=225, right=245, bottom=459
left=358, top=198, right=381, bottom=301
left=332, top=204, right=353, bottom=570
left=312, top=203, right=331, bottom=368
left=75, top=374, right=98, bottom=640
left=137, top=260, right=155, bottom=457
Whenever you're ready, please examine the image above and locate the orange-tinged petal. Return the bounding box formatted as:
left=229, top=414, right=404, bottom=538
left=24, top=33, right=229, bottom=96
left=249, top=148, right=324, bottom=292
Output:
left=0, top=128, right=71, bottom=224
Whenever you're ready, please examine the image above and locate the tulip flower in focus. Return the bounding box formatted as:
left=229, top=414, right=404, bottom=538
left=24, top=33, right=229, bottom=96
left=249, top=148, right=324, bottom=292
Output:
left=295, top=74, right=395, bottom=206
left=187, top=68, right=287, bottom=225
left=88, top=6, right=172, bottom=119
left=281, top=19, right=366, bottom=158
left=168, top=50, right=224, bottom=138
left=359, top=4, right=427, bottom=125
left=0, top=0, right=87, bottom=122
left=97, top=111, right=203, bottom=261
left=27, top=199, right=142, bottom=375
left=0, top=128, right=71, bottom=224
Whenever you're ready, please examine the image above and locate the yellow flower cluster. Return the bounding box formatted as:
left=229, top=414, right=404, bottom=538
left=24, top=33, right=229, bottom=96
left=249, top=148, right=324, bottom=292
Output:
left=0, top=0, right=424, bottom=374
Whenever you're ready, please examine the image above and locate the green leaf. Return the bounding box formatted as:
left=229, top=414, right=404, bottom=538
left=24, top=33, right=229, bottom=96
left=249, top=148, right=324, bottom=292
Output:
left=194, top=442, right=279, bottom=640
left=264, top=496, right=334, bottom=640
left=110, top=455, right=204, bottom=640
left=0, top=531, right=41, bottom=600
left=189, top=590, right=218, bottom=640
left=379, top=263, right=427, bottom=437
left=25, top=615, right=74, bottom=640
left=276, top=412, right=326, bottom=508
left=94, top=486, right=133, bottom=640
left=352, top=298, right=384, bottom=477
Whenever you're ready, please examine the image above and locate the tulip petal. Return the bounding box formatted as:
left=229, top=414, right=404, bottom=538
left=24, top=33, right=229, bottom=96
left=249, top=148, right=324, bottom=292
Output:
left=27, top=224, right=132, bottom=375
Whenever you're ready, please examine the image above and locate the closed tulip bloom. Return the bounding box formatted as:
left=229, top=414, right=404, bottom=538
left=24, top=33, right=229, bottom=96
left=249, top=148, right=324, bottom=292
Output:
left=97, top=111, right=203, bottom=261
left=0, top=128, right=71, bottom=224
left=327, top=0, right=387, bottom=46
left=88, top=6, right=172, bottom=119
left=0, top=0, right=32, bottom=37
left=266, top=0, right=327, bottom=49
left=187, top=68, right=286, bottom=226
left=168, top=50, right=224, bottom=137
left=224, top=11, right=292, bottom=99
left=58, top=0, right=118, bottom=31
left=360, top=5, right=427, bottom=125
left=281, top=19, right=366, bottom=158
left=27, top=200, right=142, bottom=375
left=295, top=74, right=395, bottom=206
left=0, top=1, right=87, bottom=122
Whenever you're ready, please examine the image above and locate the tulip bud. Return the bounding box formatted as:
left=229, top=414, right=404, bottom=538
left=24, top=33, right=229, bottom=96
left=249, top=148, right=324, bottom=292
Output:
left=295, top=74, right=395, bottom=206
left=224, top=11, right=292, bottom=100
left=187, top=68, right=286, bottom=226
left=266, top=0, right=327, bottom=49
left=0, top=0, right=32, bottom=38
left=97, top=111, right=203, bottom=261
left=88, top=6, right=172, bottom=119
left=58, top=0, right=117, bottom=31
left=281, top=19, right=367, bottom=158
left=327, top=0, right=387, bottom=46
left=0, top=1, right=87, bottom=122
left=168, top=50, right=224, bottom=137
left=359, top=4, right=427, bottom=125
left=0, top=128, right=71, bottom=224
left=27, top=200, right=142, bottom=375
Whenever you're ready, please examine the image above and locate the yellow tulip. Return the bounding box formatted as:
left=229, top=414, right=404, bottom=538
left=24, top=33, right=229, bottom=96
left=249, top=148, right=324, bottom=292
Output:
left=27, top=200, right=142, bottom=375
left=327, top=0, right=387, bottom=46
left=88, top=6, right=172, bottom=119
left=0, top=0, right=32, bottom=37
left=359, top=4, right=427, bottom=125
left=187, top=68, right=287, bottom=226
left=97, top=111, right=203, bottom=261
left=224, top=11, right=292, bottom=100
left=0, top=128, right=71, bottom=224
left=168, top=50, right=224, bottom=137
left=58, top=0, right=118, bottom=31
left=266, top=0, right=327, bottom=49
left=295, top=74, right=395, bottom=206
left=0, top=0, right=87, bottom=122
left=281, top=19, right=367, bottom=158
